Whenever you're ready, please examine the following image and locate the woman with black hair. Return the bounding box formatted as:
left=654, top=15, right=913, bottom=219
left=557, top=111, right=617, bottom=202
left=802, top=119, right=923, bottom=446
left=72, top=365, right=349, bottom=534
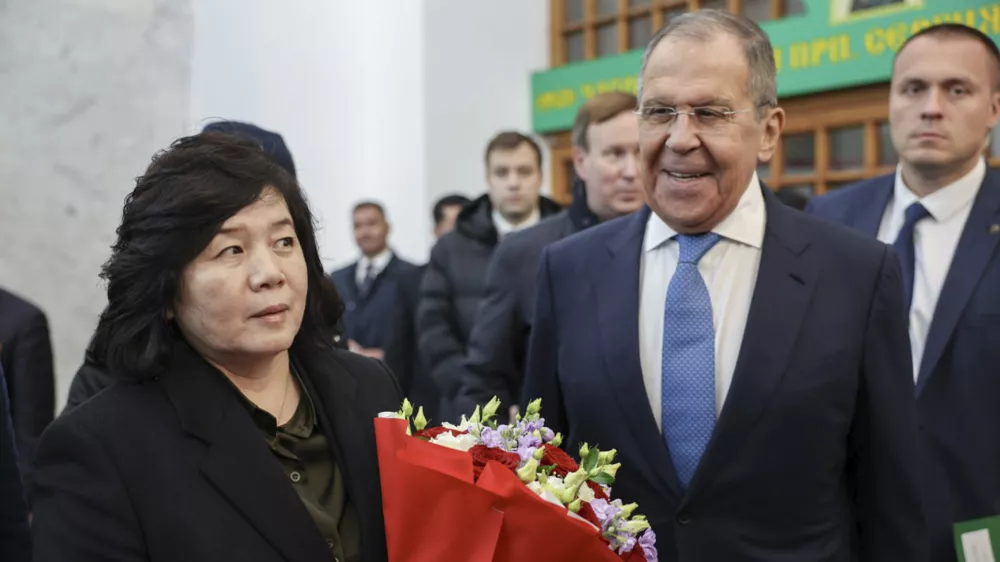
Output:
left=31, top=132, right=399, bottom=562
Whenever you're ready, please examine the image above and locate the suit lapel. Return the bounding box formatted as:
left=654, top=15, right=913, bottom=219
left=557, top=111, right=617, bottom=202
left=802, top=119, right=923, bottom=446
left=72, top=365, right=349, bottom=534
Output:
left=685, top=193, right=816, bottom=500
left=917, top=171, right=1000, bottom=392
left=594, top=207, right=681, bottom=500
left=853, top=176, right=894, bottom=237
left=162, top=344, right=331, bottom=562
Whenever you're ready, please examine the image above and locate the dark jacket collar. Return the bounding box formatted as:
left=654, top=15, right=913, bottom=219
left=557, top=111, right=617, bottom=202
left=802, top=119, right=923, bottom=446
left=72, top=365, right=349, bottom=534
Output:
left=568, top=179, right=601, bottom=232
left=455, top=193, right=563, bottom=245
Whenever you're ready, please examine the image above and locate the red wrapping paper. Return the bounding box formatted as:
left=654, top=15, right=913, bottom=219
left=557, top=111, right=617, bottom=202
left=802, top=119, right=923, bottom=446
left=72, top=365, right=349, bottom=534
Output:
left=375, top=417, right=624, bottom=562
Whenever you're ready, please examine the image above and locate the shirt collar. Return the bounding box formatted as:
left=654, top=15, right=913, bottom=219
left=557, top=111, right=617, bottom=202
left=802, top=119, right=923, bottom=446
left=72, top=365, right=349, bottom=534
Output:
left=492, top=207, right=540, bottom=238
left=644, top=172, right=767, bottom=252
left=359, top=248, right=393, bottom=274
left=893, top=158, right=985, bottom=222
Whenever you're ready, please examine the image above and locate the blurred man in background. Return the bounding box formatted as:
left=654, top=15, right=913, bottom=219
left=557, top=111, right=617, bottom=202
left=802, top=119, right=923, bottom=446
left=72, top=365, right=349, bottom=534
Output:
left=0, top=364, right=32, bottom=562
left=331, top=202, right=417, bottom=360
left=0, top=287, right=55, bottom=503
left=384, top=194, right=470, bottom=423
left=418, top=132, right=561, bottom=421
left=456, top=92, right=644, bottom=419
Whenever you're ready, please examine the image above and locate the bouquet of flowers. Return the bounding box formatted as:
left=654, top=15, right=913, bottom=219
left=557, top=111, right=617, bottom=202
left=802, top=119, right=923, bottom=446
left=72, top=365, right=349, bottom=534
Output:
left=375, top=396, right=658, bottom=562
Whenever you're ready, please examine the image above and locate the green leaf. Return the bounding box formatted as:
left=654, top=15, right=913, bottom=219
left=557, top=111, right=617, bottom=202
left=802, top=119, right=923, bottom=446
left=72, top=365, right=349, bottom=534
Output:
left=540, top=464, right=556, bottom=476
left=590, top=472, right=615, bottom=486
left=582, top=446, right=600, bottom=473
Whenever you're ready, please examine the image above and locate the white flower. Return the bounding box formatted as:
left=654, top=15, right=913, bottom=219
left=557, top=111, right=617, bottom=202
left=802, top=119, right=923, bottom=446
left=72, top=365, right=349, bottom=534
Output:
left=442, top=416, right=474, bottom=433
left=429, top=431, right=478, bottom=452
left=577, top=481, right=596, bottom=502
left=378, top=411, right=405, bottom=419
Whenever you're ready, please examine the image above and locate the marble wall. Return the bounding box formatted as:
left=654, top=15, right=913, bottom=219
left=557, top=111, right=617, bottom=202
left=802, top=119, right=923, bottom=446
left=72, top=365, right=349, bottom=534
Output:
left=0, top=0, right=193, bottom=405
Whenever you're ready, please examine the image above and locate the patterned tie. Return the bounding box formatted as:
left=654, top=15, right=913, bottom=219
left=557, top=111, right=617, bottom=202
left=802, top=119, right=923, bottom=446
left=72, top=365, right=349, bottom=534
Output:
left=661, top=232, right=721, bottom=490
left=893, top=202, right=930, bottom=307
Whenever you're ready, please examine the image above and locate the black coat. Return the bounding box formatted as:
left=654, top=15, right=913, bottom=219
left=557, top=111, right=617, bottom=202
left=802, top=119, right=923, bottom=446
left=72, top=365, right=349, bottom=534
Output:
left=32, top=341, right=402, bottom=562
left=65, top=321, right=349, bottom=414
left=0, top=288, right=55, bottom=496
left=417, top=194, right=562, bottom=421
left=0, top=364, right=31, bottom=562
left=455, top=182, right=600, bottom=418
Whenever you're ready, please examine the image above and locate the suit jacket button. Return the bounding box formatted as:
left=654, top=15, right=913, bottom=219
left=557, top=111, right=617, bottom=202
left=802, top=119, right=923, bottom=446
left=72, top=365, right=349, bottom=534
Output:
left=677, top=514, right=691, bottom=525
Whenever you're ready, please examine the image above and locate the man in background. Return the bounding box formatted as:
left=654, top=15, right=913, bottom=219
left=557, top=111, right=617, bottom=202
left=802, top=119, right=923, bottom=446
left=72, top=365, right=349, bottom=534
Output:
left=331, top=202, right=417, bottom=360
left=384, top=194, right=470, bottom=423
left=456, top=92, right=644, bottom=419
left=0, top=363, right=31, bottom=562
left=807, top=23, right=1000, bottom=561
left=418, top=132, right=561, bottom=421
left=0, top=287, right=55, bottom=503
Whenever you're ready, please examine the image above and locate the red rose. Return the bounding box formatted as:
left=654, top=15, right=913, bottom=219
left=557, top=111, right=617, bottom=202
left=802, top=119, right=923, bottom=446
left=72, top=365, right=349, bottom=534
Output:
left=469, top=445, right=521, bottom=481
left=414, top=426, right=465, bottom=440
left=577, top=500, right=601, bottom=528
left=585, top=480, right=609, bottom=501
left=540, top=443, right=579, bottom=477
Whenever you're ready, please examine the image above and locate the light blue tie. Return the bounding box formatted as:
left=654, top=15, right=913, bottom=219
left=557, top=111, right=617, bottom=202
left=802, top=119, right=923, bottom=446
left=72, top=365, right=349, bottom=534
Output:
left=661, top=232, right=721, bottom=490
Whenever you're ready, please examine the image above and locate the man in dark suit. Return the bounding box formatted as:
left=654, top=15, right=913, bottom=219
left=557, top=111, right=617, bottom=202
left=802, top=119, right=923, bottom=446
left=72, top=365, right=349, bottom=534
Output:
left=0, top=287, right=55, bottom=501
left=0, top=364, right=32, bottom=562
left=522, top=10, right=926, bottom=561
left=331, top=202, right=417, bottom=361
left=383, top=194, right=470, bottom=423
left=807, top=23, right=1000, bottom=562
left=419, top=132, right=561, bottom=422
left=455, top=91, right=644, bottom=419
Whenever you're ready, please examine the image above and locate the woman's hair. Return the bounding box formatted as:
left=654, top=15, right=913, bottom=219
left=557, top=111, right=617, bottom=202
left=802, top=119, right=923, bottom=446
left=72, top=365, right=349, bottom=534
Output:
left=92, top=132, right=342, bottom=380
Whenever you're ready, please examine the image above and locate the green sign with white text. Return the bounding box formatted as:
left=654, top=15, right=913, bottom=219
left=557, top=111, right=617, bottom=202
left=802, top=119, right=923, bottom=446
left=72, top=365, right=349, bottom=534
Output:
left=531, top=0, right=1000, bottom=133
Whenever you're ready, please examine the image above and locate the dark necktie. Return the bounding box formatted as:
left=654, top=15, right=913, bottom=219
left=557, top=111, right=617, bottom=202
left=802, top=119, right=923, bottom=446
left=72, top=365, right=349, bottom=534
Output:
left=358, top=263, right=376, bottom=298
left=893, top=202, right=930, bottom=307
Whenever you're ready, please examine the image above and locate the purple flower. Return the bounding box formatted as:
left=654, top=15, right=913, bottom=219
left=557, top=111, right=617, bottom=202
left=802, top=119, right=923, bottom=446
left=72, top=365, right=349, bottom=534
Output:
left=639, top=529, right=658, bottom=562
left=516, top=446, right=536, bottom=463
left=589, top=499, right=619, bottom=524
left=479, top=427, right=505, bottom=450
left=617, top=535, right=637, bottom=554
left=518, top=433, right=542, bottom=449
left=525, top=419, right=545, bottom=433
left=541, top=427, right=555, bottom=442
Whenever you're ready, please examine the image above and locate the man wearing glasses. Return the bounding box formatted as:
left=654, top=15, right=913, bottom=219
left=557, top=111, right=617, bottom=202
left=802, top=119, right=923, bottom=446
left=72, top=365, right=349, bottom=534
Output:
left=521, top=9, right=926, bottom=562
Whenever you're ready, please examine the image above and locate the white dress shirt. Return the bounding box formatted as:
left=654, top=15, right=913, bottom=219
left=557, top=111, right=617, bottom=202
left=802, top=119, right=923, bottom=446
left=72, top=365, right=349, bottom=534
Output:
left=492, top=207, right=540, bottom=239
left=639, top=174, right=766, bottom=428
left=355, top=249, right=393, bottom=286
left=876, top=158, right=984, bottom=380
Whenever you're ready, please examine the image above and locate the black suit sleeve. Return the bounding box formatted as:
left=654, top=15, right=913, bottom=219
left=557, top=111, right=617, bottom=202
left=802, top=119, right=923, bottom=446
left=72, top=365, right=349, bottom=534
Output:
left=850, top=245, right=928, bottom=562
left=520, top=247, right=567, bottom=436
left=455, top=240, right=523, bottom=419
left=417, top=242, right=466, bottom=401
left=0, top=368, right=31, bottom=562
left=9, top=308, right=55, bottom=492
left=31, top=416, right=147, bottom=561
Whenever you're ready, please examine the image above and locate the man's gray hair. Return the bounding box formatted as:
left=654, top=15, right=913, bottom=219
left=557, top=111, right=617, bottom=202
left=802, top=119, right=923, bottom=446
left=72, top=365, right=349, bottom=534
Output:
left=637, top=9, right=778, bottom=119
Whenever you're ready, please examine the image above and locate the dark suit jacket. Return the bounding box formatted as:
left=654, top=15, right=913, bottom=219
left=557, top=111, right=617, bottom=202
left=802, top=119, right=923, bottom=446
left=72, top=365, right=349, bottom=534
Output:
left=0, top=288, right=55, bottom=496
left=32, top=340, right=401, bottom=562
left=331, top=254, right=417, bottom=350
left=522, top=191, right=927, bottom=562
left=807, top=170, right=1000, bottom=562
left=0, top=364, right=31, bottom=562
left=382, top=265, right=444, bottom=422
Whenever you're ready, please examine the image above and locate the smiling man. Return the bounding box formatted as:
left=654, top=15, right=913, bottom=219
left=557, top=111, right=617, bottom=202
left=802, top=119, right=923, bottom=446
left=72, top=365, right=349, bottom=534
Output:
left=807, top=23, right=1000, bottom=562
left=521, top=9, right=926, bottom=561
